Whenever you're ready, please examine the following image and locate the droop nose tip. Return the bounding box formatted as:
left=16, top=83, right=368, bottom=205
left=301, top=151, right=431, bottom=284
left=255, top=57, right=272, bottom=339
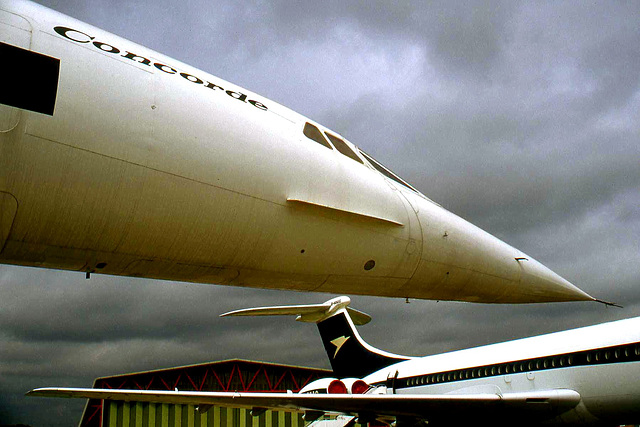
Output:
left=518, top=257, right=594, bottom=302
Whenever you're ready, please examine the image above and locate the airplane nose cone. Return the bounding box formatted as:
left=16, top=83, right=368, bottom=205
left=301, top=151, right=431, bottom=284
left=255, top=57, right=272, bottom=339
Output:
left=516, top=256, right=594, bottom=303
left=403, top=198, right=594, bottom=304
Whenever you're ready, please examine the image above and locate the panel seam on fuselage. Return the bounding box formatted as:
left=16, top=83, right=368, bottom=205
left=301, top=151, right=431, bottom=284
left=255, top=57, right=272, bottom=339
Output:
left=21, top=133, right=408, bottom=240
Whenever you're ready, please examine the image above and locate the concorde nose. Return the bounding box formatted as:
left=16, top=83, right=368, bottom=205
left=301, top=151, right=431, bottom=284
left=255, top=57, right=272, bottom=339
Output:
left=406, top=199, right=595, bottom=304
left=515, top=256, right=594, bottom=302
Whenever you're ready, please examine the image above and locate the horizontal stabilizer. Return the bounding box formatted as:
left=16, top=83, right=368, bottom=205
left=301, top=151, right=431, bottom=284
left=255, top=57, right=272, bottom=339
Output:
left=220, top=296, right=372, bottom=325
left=222, top=296, right=405, bottom=377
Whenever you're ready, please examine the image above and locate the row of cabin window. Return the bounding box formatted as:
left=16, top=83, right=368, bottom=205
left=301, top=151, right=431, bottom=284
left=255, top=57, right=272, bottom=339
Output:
left=403, top=343, right=640, bottom=387
left=303, top=122, right=420, bottom=195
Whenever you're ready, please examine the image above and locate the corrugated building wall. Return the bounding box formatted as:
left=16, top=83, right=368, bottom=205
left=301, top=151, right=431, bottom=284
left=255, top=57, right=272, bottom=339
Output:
left=80, top=359, right=330, bottom=427
left=101, top=401, right=303, bottom=427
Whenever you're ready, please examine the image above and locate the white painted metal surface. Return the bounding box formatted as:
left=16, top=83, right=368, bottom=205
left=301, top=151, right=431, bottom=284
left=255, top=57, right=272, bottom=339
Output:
left=0, top=0, right=593, bottom=303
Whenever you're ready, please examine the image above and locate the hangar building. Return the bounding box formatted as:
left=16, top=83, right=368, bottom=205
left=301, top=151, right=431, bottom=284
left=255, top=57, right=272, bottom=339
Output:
left=78, top=359, right=332, bottom=427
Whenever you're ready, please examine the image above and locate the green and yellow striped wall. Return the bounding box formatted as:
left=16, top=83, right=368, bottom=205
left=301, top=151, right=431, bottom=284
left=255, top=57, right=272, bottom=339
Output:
left=102, top=401, right=304, bottom=427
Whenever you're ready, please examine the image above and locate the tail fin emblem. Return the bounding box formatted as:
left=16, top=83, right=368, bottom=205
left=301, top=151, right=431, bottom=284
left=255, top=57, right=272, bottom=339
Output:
left=330, top=336, right=350, bottom=358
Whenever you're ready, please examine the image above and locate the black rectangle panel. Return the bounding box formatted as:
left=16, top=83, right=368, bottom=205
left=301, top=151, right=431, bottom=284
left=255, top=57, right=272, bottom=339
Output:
left=0, top=42, right=60, bottom=115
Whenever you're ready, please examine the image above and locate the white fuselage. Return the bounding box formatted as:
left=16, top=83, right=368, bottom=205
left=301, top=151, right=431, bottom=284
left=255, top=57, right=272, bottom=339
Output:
left=364, top=317, right=640, bottom=425
left=0, top=0, right=592, bottom=303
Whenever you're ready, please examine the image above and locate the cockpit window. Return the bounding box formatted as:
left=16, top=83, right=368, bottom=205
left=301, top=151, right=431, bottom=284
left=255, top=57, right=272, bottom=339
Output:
left=325, top=132, right=364, bottom=164
left=359, top=149, right=420, bottom=194
left=303, top=122, right=332, bottom=150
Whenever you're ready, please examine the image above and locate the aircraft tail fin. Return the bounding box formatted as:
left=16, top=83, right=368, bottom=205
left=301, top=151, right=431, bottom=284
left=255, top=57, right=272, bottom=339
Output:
left=221, top=296, right=410, bottom=378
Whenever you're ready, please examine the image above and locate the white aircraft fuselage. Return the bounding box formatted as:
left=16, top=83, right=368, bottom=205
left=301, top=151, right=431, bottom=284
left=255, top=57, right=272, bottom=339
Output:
left=0, top=0, right=593, bottom=303
left=364, top=315, right=640, bottom=425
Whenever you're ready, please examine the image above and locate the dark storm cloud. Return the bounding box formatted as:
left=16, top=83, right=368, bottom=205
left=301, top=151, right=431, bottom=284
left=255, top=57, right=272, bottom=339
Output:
left=0, top=267, right=324, bottom=350
left=2, top=0, right=639, bottom=425
left=313, top=1, right=640, bottom=269
left=263, top=1, right=517, bottom=76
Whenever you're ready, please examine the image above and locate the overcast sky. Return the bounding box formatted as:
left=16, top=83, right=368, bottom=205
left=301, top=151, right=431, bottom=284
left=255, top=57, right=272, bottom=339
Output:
left=1, top=1, right=639, bottom=425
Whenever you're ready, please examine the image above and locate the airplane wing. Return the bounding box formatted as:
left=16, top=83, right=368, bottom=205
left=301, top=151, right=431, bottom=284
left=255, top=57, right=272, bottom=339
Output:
left=27, top=387, right=581, bottom=423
